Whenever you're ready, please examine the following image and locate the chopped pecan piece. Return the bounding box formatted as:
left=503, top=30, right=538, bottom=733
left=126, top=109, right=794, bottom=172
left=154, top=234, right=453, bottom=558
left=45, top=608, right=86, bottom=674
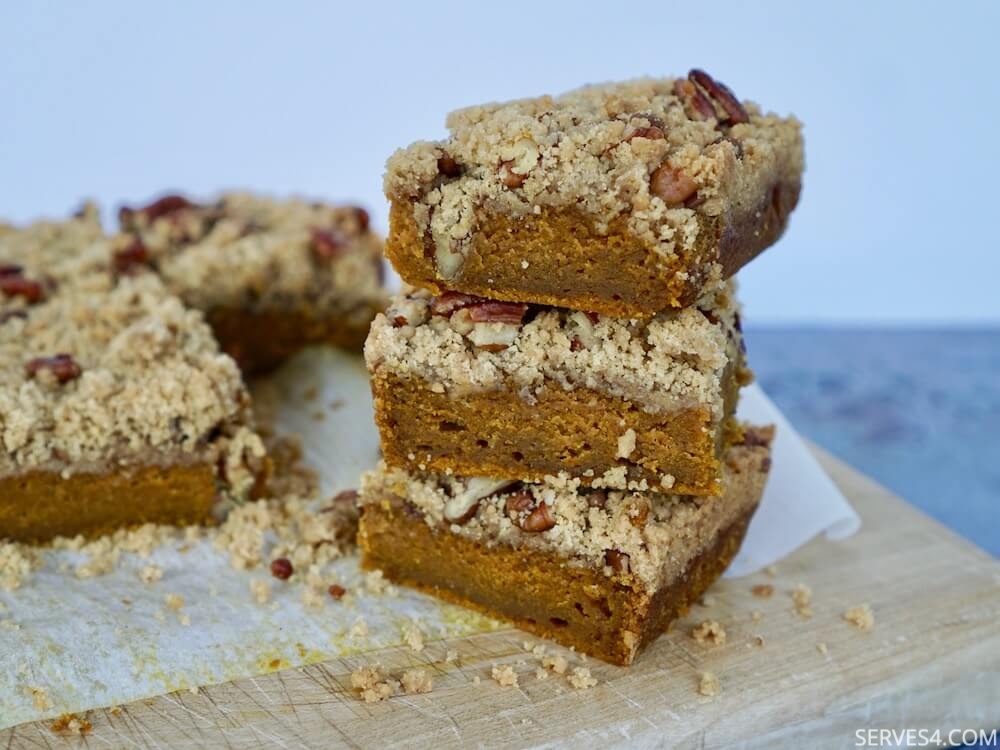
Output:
left=437, top=153, right=462, bottom=177
left=650, top=164, right=698, bottom=206
left=467, top=301, right=528, bottom=325
left=504, top=490, right=533, bottom=517
left=119, top=194, right=195, bottom=228
left=0, top=273, right=44, bottom=304
left=113, top=238, right=151, bottom=275
left=270, top=558, right=293, bottom=580
left=310, top=228, right=349, bottom=261
left=353, top=207, right=370, bottom=232
left=519, top=502, right=556, bottom=533
left=0, top=264, right=23, bottom=276
left=430, top=291, right=485, bottom=317
left=673, top=78, right=716, bottom=121
left=688, top=69, right=749, bottom=125
left=498, top=160, right=527, bottom=189
left=605, top=549, right=631, bottom=574
left=629, top=500, right=650, bottom=528
left=328, top=584, right=347, bottom=599
left=25, top=353, right=82, bottom=384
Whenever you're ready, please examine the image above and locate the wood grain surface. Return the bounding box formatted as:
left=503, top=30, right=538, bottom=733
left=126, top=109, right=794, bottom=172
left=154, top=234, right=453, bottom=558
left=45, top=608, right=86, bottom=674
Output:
left=5, top=447, right=999, bottom=749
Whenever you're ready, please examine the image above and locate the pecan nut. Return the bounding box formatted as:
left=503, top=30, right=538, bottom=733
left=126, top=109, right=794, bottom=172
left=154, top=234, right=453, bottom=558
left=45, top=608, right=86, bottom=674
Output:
left=518, top=502, right=556, bottom=533
left=605, top=549, right=631, bottom=574
left=119, top=194, right=195, bottom=228
left=0, top=266, right=44, bottom=304
left=650, top=164, right=698, bottom=206
left=688, top=69, right=749, bottom=125
left=25, top=353, right=82, bottom=384
left=113, top=238, right=151, bottom=275
left=310, top=228, right=348, bottom=261
left=430, top=291, right=484, bottom=317
left=673, top=78, right=716, bottom=121
left=466, top=301, right=528, bottom=325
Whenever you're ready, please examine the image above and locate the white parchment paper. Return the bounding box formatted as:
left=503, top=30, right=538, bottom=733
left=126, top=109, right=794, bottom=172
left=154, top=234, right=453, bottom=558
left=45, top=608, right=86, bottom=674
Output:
left=0, top=348, right=857, bottom=728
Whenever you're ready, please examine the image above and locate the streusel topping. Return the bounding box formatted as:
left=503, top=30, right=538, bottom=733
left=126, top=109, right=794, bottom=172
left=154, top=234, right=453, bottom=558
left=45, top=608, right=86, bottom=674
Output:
left=0, top=272, right=263, bottom=487
left=116, top=192, right=386, bottom=322
left=365, top=280, right=743, bottom=416
left=360, top=429, right=772, bottom=590
left=384, top=73, right=803, bottom=278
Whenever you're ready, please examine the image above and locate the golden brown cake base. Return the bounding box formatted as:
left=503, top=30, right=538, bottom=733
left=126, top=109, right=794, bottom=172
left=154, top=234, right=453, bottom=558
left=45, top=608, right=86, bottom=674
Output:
left=372, top=363, right=741, bottom=495
left=207, top=306, right=375, bottom=375
left=0, top=464, right=218, bottom=543
left=386, top=178, right=799, bottom=318
left=360, top=500, right=754, bottom=665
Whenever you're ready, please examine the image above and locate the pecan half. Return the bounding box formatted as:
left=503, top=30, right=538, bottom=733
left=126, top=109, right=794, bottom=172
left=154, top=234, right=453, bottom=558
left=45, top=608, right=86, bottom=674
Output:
left=467, top=301, right=528, bottom=325
left=673, top=79, right=716, bottom=121
left=437, top=153, right=462, bottom=177
left=650, top=164, right=698, bottom=206
left=25, top=353, right=82, bottom=384
left=605, top=549, right=631, bottom=574
left=519, top=502, right=556, bottom=533
left=113, top=238, right=151, bottom=275
left=688, top=69, right=749, bottom=125
left=310, top=228, right=349, bottom=261
left=430, top=291, right=484, bottom=317
left=119, top=194, right=195, bottom=228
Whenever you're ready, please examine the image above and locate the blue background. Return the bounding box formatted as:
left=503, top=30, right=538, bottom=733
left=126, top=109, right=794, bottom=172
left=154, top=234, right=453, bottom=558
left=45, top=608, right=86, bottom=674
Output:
left=1, top=2, right=997, bottom=553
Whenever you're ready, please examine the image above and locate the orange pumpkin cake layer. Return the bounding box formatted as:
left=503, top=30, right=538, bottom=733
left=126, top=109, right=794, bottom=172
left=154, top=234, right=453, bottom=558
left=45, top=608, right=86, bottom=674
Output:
left=384, top=71, right=803, bottom=317
left=0, top=265, right=267, bottom=543
left=365, top=282, right=749, bottom=494
left=359, top=427, right=772, bottom=665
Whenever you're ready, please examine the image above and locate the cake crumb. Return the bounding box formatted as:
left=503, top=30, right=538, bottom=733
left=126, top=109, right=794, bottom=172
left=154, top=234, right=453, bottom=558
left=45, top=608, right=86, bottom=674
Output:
left=350, top=664, right=399, bottom=703
left=400, top=668, right=433, bottom=695
left=843, top=604, right=874, bottom=632
left=250, top=579, right=272, bottom=605
left=541, top=654, right=568, bottom=675
left=568, top=667, right=598, bottom=690
left=535, top=667, right=548, bottom=681
left=27, top=686, right=53, bottom=711
left=138, top=565, right=163, bottom=584
left=491, top=664, right=519, bottom=687
left=792, top=584, right=813, bottom=618
left=402, top=621, right=425, bottom=652
left=698, top=672, right=720, bottom=698
left=531, top=644, right=546, bottom=658
left=751, top=584, right=774, bottom=598
left=691, top=620, right=727, bottom=646
left=816, top=642, right=829, bottom=655
left=50, top=713, right=92, bottom=735
left=165, top=593, right=184, bottom=611
left=445, top=649, right=458, bottom=663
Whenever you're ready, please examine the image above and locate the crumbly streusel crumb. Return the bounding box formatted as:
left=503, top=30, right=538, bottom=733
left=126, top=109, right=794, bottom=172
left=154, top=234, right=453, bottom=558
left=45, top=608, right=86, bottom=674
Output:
left=792, top=584, right=813, bottom=618
left=691, top=620, right=727, bottom=646
left=445, top=649, right=458, bottom=663
left=698, top=671, right=720, bottom=698
left=843, top=604, right=874, bottom=632
left=568, top=667, right=598, bottom=690
left=165, top=593, right=184, bottom=611
left=0, top=542, right=39, bottom=591
left=350, top=664, right=399, bottom=703
left=366, top=282, right=741, bottom=419
left=400, top=668, right=433, bottom=695
left=26, top=685, right=53, bottom=711
left=541, top=655, right=568, bottom=675
left=402, top=621, right=425, bottom=652
left=491, top=664, right=519, bottom=687
left=816, top=642, right=828, bottom=655
left=50, top=713, right=93, bottom=735
left=250, top=579, right=272, bottom=605
left=139, top=565, right=163, bottom=584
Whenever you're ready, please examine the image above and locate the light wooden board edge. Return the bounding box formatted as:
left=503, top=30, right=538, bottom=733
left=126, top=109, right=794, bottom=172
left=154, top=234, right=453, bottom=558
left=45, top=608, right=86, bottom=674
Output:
left=5, top=447, right=1000, bottom=749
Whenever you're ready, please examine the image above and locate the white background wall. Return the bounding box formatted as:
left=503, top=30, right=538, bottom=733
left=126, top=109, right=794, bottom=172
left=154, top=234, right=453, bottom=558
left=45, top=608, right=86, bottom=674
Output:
left=1, top=1, right=997, bottom=324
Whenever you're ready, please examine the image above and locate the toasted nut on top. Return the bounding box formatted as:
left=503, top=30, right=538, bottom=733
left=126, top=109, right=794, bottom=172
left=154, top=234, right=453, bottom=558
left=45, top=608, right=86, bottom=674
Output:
left=310, top=229, right=348, bottom=261
left=437, top=153, right=462, bottom=177
left=0, top=271, right=45, bottom=304
left=650, top=165, right=698, bottom=206
left=25, top=353, right=82, bottom=384
left=688, top=69, right=749, bottom=125
left=673, top=78, right=717, bottom=121
left=519, top=502, right=556, bottom=533
left=113, top=238, right=151, bottom=275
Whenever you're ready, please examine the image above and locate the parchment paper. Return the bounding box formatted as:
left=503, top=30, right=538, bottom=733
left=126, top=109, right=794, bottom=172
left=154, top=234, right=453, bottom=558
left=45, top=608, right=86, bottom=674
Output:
left=0, top=347, right=858, bottom=728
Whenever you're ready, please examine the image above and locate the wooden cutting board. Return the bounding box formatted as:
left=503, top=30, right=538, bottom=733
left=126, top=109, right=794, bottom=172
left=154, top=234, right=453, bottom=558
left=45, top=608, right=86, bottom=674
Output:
left=5, top=447, right=999, bottom=749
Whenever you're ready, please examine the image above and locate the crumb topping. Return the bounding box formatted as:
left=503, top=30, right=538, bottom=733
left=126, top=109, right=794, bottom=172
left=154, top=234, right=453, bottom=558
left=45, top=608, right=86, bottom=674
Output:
left=359, top=428, right=772, bottom=590
left=0, top=273, right=264, bottom=489
left=843, top=604, right=874, bottom=632
left=116, top=192, right=386, bottom=323
left=384, top=73, right=803, bottom=279
left=366, top=281, right=743, bottom=416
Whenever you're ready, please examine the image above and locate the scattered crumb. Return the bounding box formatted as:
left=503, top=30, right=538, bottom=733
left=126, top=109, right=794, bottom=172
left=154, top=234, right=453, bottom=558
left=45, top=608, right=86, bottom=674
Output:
left=531, top=644, right=546, bottom=658
left=349, top=617, right=369, bottom=639
left=699, top=594, right=716, bottom=607
left=400, top=668, right=433, bottom=695
left=751, top=634, right=765, bottom=647
left=535, top=667, right=548, bottom=681
left=178, top=614, right=191, bottom=627
left=843, top=604, right=874, bottom=632
left=792, top=584, right=813, bottom=618
left=363, top=570, right=395, bottom=596
left=751, top=610, right=763, bottom=622
left=491, top=664, right=519, bottom=687
left=301, top=585, right=325, bottom=609
left=817, top=642, right=828, bottom=655
left=139, top=565, right=163, bottom=584
left=764, top=565, right=778, bottom=577
left=250, top=579, right=272, bottom=605
left=473, top=675, right=481, bottom=685
left=350, top=665, right=399, bottom=703
left=541, top=654, right=568, bottom=675
left=691, top=620, right=727, bottom=646
left=50, top=713, right=92, bottom=735
left=26, top=686, right=53, bottom=711
left=698, top=672, right=720, bottom=698
left=402, top=621, right=425, bottom=652
left=445, top=649, right=458, bottom=663
left=751, top=584, right=774, bottom=598
left=568, top=667, right=597, bottom=690
left=165, top=593, right=184, bottom=611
